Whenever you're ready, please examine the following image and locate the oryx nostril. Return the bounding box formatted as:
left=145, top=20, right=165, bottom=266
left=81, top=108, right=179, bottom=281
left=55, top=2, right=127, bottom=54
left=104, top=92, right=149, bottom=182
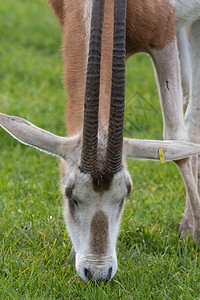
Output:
left=107, top=267, right=112, bottom=280
left=84, top=268, right=92, bottom=280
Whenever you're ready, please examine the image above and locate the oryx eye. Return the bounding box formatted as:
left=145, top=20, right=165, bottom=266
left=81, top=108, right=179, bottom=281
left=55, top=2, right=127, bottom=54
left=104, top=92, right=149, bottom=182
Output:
left=65, top=185, right=74, bottom=198
left=72, top=197, right=78, bottom=207
left=65, top=186, right=79, bottom=207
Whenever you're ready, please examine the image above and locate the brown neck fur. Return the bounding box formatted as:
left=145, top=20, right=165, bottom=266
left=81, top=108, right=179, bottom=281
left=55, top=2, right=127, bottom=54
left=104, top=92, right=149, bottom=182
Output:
left=47, top=0, right=176, bottom=136
left=63, top=0, right=114, bottom=136
left=47, top=0, right=114, bottom=136
left=126, top=0, right=176, bottom=55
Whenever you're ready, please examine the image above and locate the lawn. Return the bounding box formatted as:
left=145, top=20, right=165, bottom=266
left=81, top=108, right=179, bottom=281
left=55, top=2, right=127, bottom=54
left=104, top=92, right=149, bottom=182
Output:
left=0, top=0, right=200, bottom=299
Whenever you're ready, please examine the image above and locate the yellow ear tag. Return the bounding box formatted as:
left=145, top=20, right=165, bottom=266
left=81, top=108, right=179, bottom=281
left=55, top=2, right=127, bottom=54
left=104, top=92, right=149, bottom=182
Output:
left=159, top=148, right=165, bottom=164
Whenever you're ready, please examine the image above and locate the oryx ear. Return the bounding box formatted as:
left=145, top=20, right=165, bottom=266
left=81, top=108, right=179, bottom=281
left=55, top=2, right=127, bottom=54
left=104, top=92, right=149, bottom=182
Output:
left=0, top=113, right=81, bottom=159
left=124, top=138, right=200, bottom=162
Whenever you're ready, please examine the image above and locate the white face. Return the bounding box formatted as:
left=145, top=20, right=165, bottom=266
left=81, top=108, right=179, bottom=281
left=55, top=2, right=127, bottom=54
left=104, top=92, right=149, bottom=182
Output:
left=61, top=162, right=132, bottom=281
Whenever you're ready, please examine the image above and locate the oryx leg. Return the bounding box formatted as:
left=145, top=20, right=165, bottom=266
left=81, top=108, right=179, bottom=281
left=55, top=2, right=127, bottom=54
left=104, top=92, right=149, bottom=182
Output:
left=181, top=19, right=200, bottom=237
left=177, top=26, right=194, bottom=237
left=177, top=27, right=191, bottom=110
left=150, top=40, right=200, bottom=242
left=185, top=19, right=200, bottom=189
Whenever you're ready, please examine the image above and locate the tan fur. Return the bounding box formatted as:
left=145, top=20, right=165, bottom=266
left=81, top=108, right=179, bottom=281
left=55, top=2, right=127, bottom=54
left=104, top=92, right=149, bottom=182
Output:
left=47, top=0, right=175, bottom=136
left=126, top=0, right=176, bottom=55
left=90, top=210, right=109, bottom=255
left=63, top=0, right=114, bottom=135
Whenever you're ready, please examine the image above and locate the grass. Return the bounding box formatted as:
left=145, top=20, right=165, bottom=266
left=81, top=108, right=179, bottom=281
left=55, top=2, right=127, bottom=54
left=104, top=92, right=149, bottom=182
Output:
left=0, top=0, right=200, bottom=299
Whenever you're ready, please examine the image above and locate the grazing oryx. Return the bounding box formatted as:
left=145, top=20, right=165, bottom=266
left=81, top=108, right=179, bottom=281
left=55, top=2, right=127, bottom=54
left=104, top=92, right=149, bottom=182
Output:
left=1, top=0, right=200, bottom=282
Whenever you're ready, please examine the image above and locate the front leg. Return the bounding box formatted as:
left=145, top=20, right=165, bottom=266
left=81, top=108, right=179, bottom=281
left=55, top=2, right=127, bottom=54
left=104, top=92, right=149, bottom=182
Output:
left=177, top=27, right=191, bottom=110
left=150, top=40, right=200, bottom=242
left=180, top=19, right=200, bottom=237
left=150, top=41, right=186, bottom=141
left=185, top=19, right=200, bottom=193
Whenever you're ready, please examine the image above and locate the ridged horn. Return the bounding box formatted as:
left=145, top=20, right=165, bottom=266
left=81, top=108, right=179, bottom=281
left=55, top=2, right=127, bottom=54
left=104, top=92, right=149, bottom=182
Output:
left=105, top=0, right=127, bottom=174
left=80, top=0, right=105, bottom=174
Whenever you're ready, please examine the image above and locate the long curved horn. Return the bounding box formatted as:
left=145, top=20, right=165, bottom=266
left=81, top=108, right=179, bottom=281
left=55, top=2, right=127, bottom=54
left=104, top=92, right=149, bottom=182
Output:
left=80, top=0, right=105, bottom=174
left=105, top=0, right=127, bottom=174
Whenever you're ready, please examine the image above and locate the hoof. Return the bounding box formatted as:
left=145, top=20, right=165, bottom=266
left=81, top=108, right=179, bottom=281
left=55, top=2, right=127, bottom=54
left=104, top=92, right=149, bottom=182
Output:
left=179, top=220, right=189, bottom=238
left=179, top=217, right=193, bottom=238
left=192, top=229, right=200, bottom=244
left=179, top=218, right=200, bottom=243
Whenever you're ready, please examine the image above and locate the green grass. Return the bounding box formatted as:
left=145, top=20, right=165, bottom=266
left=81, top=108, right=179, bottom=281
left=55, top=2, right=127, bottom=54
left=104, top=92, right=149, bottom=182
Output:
left=0, top=1, right=200, bottom=299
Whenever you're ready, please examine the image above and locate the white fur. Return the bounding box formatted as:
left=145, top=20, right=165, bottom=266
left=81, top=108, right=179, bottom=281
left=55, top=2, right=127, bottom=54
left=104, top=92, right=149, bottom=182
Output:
left=177, top=28, right=191, bottom=110
left=174, top=0, right=200, bottom=29
left=124, top=139, right=200, bottom=161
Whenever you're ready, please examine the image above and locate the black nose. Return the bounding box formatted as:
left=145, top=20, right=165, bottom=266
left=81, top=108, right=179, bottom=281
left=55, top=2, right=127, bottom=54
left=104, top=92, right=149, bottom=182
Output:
left=84, top=268, right=92, bottom=280
left=84, top=267, right=112, bottom=281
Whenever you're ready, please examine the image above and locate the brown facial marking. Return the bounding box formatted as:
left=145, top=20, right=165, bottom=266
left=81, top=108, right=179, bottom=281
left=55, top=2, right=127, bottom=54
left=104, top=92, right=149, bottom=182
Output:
left=65, top=184, right=74, bottom=199
left=119, top=198, right=125, bottom=216
left=90, top=210, right=109, bottom=255
left=92, top=170, right=114, bottom=192
left=65, top=184, right=76, bottom=221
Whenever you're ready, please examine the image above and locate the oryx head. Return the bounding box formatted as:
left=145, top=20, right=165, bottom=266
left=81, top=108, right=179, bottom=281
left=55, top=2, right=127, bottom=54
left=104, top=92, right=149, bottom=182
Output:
left=1, top=0, right=200, bottom=282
